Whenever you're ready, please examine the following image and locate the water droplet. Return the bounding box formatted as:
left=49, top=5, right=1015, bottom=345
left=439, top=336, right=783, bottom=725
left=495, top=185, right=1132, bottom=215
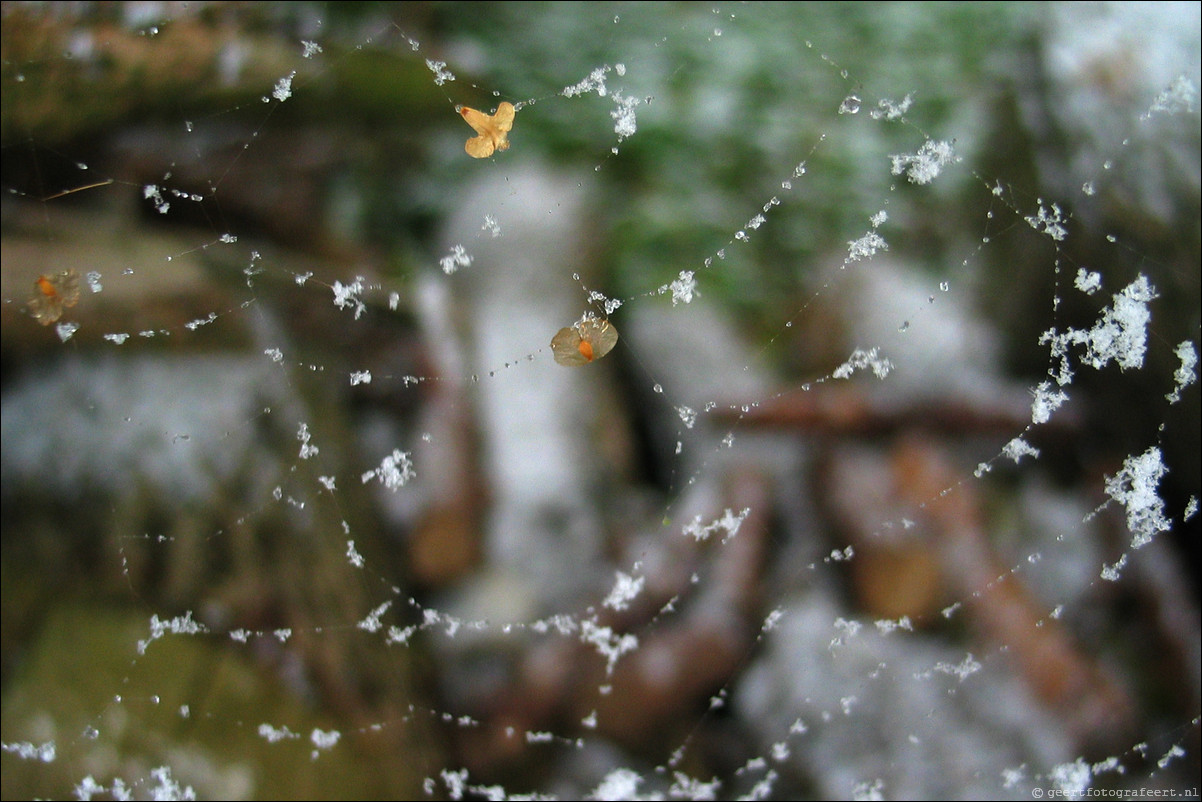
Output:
left=838, top=94, right=861, bottom=115
left=898, top=320, right=910, bottom=332
left=83, top=726, right=99, bottom=740
left=939, top=281, right=949, bottom=292
left=652, top=383, right=663, bottom=394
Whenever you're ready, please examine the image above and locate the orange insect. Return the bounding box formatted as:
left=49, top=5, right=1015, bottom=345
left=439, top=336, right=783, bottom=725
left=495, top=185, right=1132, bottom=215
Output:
left=27, top=269, right=80, bottom=325
left=459, top=101, right=515, bottom=158
left=550, top=316, right=619, bottom=366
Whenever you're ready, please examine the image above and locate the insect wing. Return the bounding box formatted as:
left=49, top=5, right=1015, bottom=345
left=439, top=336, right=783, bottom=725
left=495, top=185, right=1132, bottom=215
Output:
left=460, top=106, right=496, bottom=158
left=580, top=317, right=618, bottom=360
left=491, top=102, right=515, bottom=135
left=551, top=325, right=590, bottom=366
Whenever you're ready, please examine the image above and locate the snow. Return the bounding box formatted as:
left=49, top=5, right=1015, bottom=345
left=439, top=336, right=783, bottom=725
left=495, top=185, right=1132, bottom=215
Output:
left=1, top=740, right=56, bottom=762
left=1166, top=340, right=1198, bottom=403
left=563, top=65, right=614, bottom=97
left=425, top=59, right=455, bottom=85
left=136, top=611, right=205, bottom=655
left=602, top=571, right=646, bottom=611
left=361, top=449, right=416, bottom=491
left=331, top=276, right=367, bottom=318
left=440, top=244, right=473, bottom=274
left=2, top=4, right=1196, bottom=801
left=846, top=231, right=888, bottom=263
left=832, top=347, right=894, bottom=380
left=611, top=92, right=641, bottom=141
left=310, top=729, right=341, bottom=750
left=1105, top=447, right=1170, bottom=549
left=668, top=270, right=698, bottom=305
left=1003, top=436, right=1040, bottom=463
left=1030, top=381, right=1069, bottom=423
left=1042, top=274, right=1159, bottom=385
left=890, top=139, right=956, bottom=185
left=682, top=507, right=751, bottom=543
left=270, top=71, right=295, bottom=102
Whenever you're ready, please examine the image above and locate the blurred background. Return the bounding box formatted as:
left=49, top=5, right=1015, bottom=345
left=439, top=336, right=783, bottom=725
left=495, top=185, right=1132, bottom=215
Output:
left=2, top=2, right=1199, bottom=799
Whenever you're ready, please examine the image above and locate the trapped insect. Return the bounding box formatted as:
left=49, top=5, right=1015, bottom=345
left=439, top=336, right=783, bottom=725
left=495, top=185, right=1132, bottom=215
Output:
left=458, top=101, right=516, bottom=158
left=27, top=269, right=80, bottom=325
left=550, top=316, right=619, bottom=366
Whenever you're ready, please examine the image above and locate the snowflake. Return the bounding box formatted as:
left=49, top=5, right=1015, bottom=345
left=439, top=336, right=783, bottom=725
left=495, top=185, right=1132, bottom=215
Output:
left=890, top=139, right=955, bottom=184
left=668, top=270, right=698, bottom=305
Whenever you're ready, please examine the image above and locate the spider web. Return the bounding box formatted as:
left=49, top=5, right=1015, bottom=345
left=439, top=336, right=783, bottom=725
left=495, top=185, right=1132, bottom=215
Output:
left=1, top=3, right=1199, bottom=800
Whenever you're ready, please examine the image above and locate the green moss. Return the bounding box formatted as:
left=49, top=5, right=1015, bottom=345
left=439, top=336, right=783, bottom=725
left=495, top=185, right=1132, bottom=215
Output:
left=1, top=604, right=422, bottom=800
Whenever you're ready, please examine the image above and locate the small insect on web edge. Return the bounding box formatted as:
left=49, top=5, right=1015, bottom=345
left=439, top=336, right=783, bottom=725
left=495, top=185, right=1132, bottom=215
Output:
left=459, top=101, right=516, bottom=159
left=551, top=317, right=619, bottom=366
left=27, top=269, right=81, bottom=326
